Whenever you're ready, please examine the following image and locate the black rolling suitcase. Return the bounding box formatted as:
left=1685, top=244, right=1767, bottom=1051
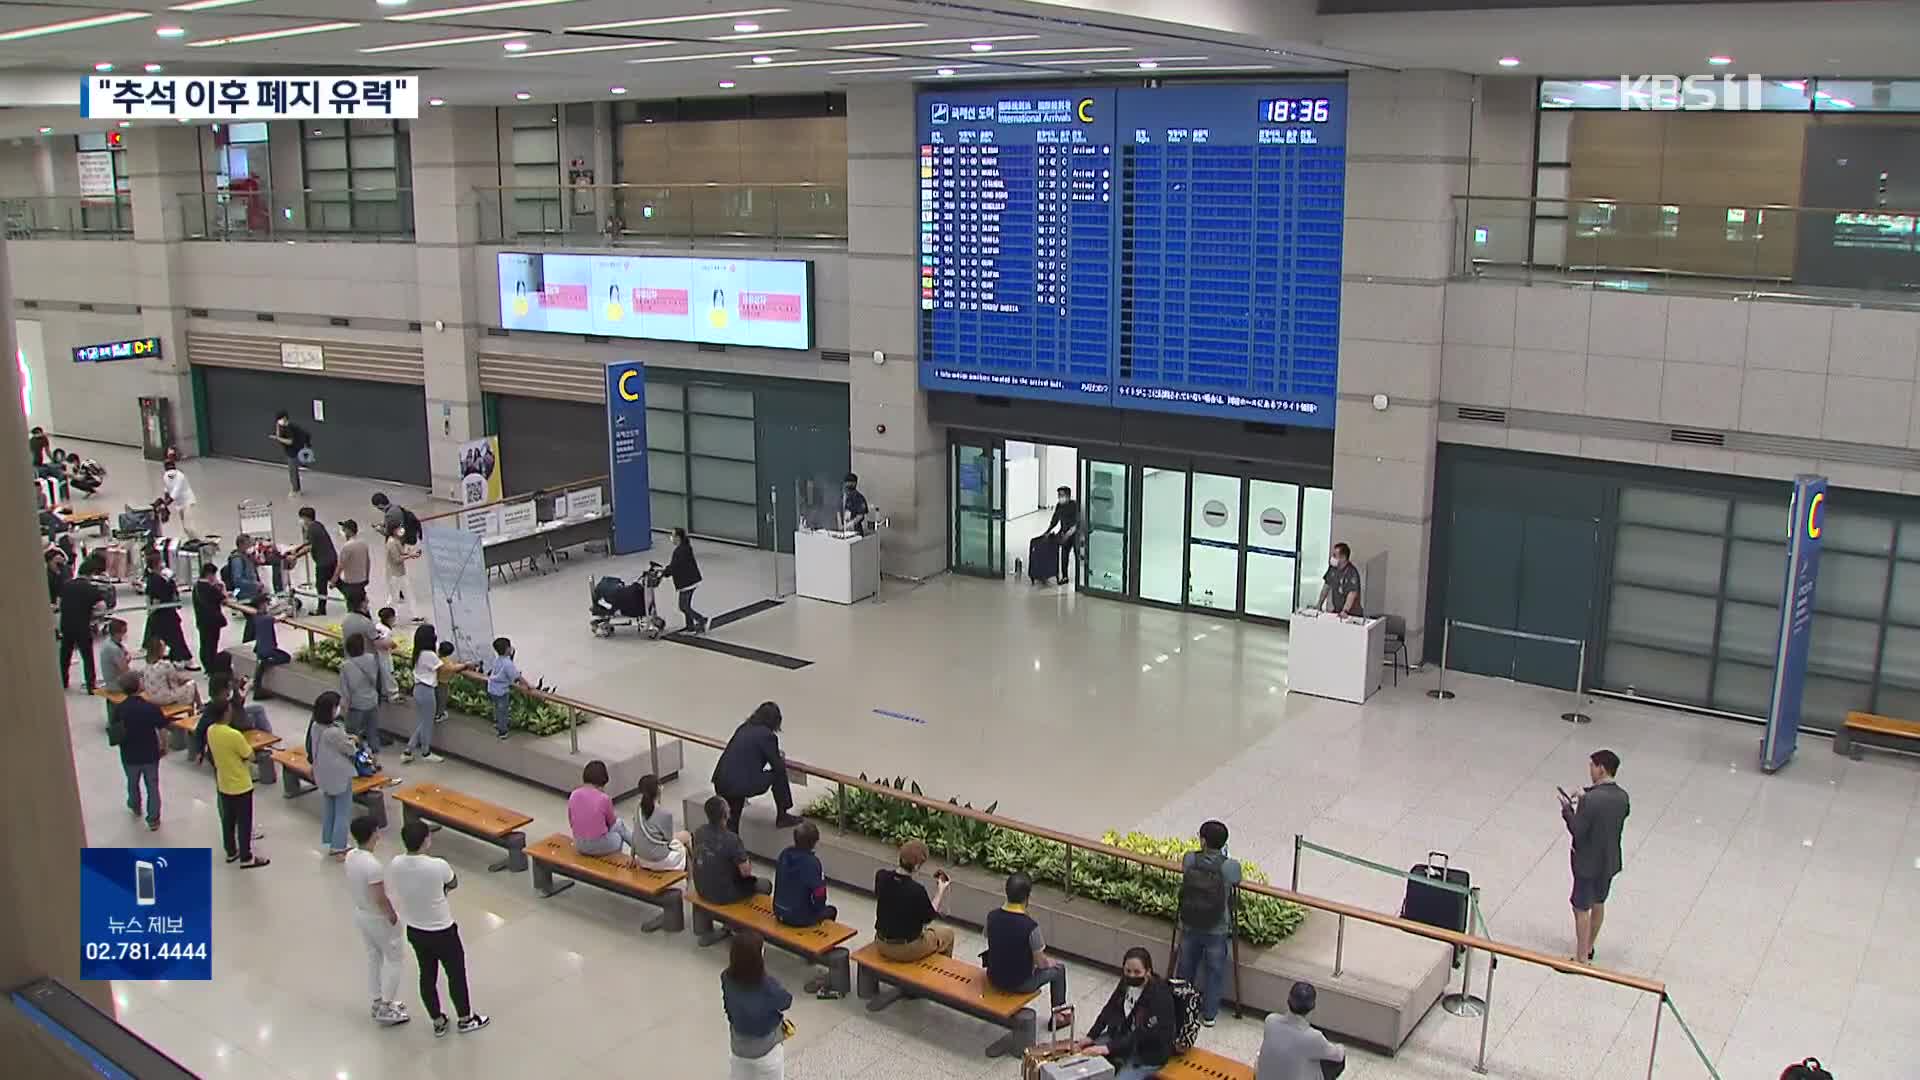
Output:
left=1027, top=535, right=1059, bottom=583
left=1402, top=851, right=1470, bottom=960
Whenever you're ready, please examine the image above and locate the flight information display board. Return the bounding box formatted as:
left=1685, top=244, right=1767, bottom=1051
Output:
left=917, top=82, right=1347, bottom=426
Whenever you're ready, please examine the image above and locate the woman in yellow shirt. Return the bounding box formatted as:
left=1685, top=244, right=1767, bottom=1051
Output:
left=206, top=703, right=270, bottom=868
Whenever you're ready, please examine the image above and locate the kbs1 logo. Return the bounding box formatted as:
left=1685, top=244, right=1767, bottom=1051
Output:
left=1618, top=74, right=1764, bottom=111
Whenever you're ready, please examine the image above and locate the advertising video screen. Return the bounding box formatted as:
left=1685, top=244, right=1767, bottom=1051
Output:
left=497, top=252, right=813, bottom=351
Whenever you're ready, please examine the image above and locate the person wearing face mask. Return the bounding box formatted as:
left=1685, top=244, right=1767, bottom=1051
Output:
left=839, top=473, right=870, bottom=535
left=1316, top=542, right=1363, bottom=618
left=1045, top=485, right=1080, bottom=586
left=142, top=551, right=195, bottom=667
left=1079, top=946, right=1179, bottom=1080
left=1176, top=818, right=1243, bottom=1027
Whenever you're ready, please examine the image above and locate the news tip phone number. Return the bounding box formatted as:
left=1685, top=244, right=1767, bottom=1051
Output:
left=86, top=941, right=207, bottom=961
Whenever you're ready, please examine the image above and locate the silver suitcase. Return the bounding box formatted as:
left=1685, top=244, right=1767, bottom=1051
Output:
left=1038, top=1058, right=1115, bottom=1080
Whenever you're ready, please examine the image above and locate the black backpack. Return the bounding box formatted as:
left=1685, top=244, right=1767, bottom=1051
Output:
left=400, top=508, right=423, bottom=545
left=1179, top=849, right=1229, bottom=930
left=1781, top=1060, right=1832, bottom=1080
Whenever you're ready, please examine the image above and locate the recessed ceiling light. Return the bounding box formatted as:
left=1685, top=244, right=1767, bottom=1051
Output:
left=718, top=80, right=735, bottom=88
left=428, top=97, right=445, bottom=106
left=187, top=21, right=359, bottom=47
left=176, top=117, right=190, bottom=123
left=609, top=86, right=626, bottom=94
left=642, top=118, right=652, bottom=123
left=145, top=63, right=164, bottom=73
left=1497, top=56, right=1521, bottom=67
left=936, top=67, right=955, bottom=77
left=118, top=121, right=131, bottom=128
left=156, top=25, right=187, bottom=38
left=0, top=11, right=151, bottom=42
left=514, top=91, right=531, bottom=99
left=733, top=21, right=758, bottom=32
left=569, top=8, right=787, bottom=33
left=751, top=54, right=772, bottom=63
left=1138, top=60, right=1158, bottom=69
left=970, top=42, right=992, bottom=52
left=1707, top=55, right=1733, bottom=65
left=37, top=126, right=52, bottom=134
left=359, top=30, right=520, bottom=52
left=717, top=22, right=924, bottom=41
left=503, top=40, right=528, bottom=52
left=94, top=61, right=114, bottom=72
left=387, top=0, right=581, bottom=21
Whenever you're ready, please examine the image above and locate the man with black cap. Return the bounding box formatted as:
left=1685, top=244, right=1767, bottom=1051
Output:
left=1256, top=981, right=1345, bottom=1080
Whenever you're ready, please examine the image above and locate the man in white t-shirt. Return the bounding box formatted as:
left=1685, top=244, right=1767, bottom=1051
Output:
left=386, top=820, right=489, bottom=1037
left=345, top=816, right=409, bottom=1027
left=160, top=449, right=199, bottom=539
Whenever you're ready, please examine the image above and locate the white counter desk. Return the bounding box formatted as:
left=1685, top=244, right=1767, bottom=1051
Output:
left=1289, top=610, right=1385, bottom=704
left=794, top=529, right=879, bottom=604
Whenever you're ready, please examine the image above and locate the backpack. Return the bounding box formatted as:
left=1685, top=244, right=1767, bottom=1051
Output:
left=219, top=558, right=236, bottom=590
left=1167, top=978, right=1203, bottom=1054
left=1781, top=1060, right=1832, bottom=1080
left=1179, top=849, right=1230, bottom=930
left=400, top=508, right=423, bottom=545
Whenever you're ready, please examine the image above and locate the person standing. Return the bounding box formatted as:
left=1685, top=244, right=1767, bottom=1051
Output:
left=98, top=618, right=133, bottom=691
left=57, top=562, right=106, bottom=692
left=712, top=703, right=800, bottom=833
left=486, top=637, right=528, bottom=741
left=113, top=672, right=168, bottom=832
left=1562, top=749, right=1630, bottom=964
left=383, top=529, right=417, bottom=622
left=271, top=410, right=312, bottom=496
left=1317, top=542, right=1363, bottom=617
left=839, top=472, right=870, bottom=533
left=191, top=563, right=228, bottom=673
left=387, top=820, right=489, bottom=1037
left=339, top=632, right=394, bottom=747
left=291, top=507, right=339, bottom=616
left=307, top=691, right=358, bottom=859
left=1046, top=485, right=1080, bottom=586
left=404, top=624, right=444, bottom=764
left=720, top=929, right=792, bottom=1080
left=664, top=527, right=708, bottom=635
left=207, top=705, right=269, bottom=868
left=1176, top=819, right=1242, bottom=1027
left=160, top=449, right=199, bottom=539
left=142, top=552, right=194, bottom=667
left=334, top=519, right=372, bottom=611
left=345, top=816, right=411, bottom=1027
left=1255, top=981, right=1346, bottom=1080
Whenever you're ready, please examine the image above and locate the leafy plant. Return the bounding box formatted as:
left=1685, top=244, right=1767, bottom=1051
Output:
left=296, top=638, right=580, bottom=737
left=806, top=777, right=1306, bottom=947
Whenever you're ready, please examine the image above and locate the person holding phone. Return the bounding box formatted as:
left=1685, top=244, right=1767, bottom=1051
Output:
left=873, top=839, right=954, bottom=963
left=387, top=820, right=489, bottom=1036
left=1561, top=750, right=1630, bottom=964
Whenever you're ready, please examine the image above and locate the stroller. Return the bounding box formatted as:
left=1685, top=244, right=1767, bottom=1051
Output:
left=589, top=567, right=666, bottom=639
left=114, top=498, right=168, bottom=544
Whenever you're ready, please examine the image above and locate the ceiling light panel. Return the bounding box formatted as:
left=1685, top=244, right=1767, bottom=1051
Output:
left=1047, top=55, right=1205, bottom=65
left=624, top=48, right=792, bottom=65
left=740, top=55, right=903, bottom=68
left=936, top=46, right=1129, bottom=58
left=512, top=39, right=671, bottom=58
left=360, top=30, right=522, bottom=52
left=170, top=0, right=258, bottom=9
left=829, top=35, right=1036, bottom=50
left=568, top=8, right=786, bottom=32
left=0, top=11, right=151, bottom=42
left=714, top=22, right=924, bottom=41
left=187, top=21, right=361, bottom=47
left=828, top=63, right=983, bottom=74
left=387, top=0, right=581, bottom=22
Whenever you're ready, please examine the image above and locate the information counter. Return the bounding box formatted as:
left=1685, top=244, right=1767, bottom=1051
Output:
left=794, top=530, right=879, bottom=604
left=1289, top=610, right=1385, bottom=704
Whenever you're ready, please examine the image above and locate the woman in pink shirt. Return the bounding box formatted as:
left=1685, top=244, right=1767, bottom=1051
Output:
left=569, top=760, right=635, bottom=859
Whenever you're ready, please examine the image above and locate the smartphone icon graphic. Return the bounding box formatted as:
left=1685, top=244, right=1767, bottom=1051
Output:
left=135, top=861, right=157, bottom=906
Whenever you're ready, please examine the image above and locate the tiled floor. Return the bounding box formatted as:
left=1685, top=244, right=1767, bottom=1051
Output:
left=50, top=441, right=1920, bottom=1079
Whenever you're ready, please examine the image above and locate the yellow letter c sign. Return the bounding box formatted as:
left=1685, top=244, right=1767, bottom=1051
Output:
left=1806, top=491, right=1824, bottom=540
left=1077, top=98, right=1095, bottom=123
left=617, top=369, right=641, bottom=402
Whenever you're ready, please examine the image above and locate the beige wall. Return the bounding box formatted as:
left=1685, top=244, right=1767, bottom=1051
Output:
left=617, top=116, right=847, bottom=187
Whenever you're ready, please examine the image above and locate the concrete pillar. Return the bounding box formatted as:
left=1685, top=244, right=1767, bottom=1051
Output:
left=0, top=232, right=112, bottom=1018
left=122, top=125, right=200, bottom=455
left=845, top=85, right=944, bottom=578
left=1332, top=71, right=1475, bottom=659
left=410, top=106, right=498, bottom=499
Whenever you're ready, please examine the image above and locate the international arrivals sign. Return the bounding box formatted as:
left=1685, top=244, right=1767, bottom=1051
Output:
left=81, top=76, right=418, bottom=121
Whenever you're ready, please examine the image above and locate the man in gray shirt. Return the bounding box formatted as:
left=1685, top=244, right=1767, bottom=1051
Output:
left=1562, top=749, right=1630, bottom=963
left=1257, top=982, right=1345, bottom=1080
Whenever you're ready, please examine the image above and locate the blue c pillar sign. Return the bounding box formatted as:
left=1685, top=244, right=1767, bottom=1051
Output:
left=605, top=361, right=653, bottom=554
left=1762, top=474, right=1826, bottom=773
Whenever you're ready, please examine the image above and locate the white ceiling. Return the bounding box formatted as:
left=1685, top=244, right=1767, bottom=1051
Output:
left=0, top=0, right=1912, bottom=134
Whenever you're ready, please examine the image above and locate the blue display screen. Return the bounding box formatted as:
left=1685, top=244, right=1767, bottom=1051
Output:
left=917, top=82, right=1348, bottom=425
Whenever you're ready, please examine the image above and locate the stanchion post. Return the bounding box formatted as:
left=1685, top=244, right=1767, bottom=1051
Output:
left=1063, top=842, right=1074, bottom=898
left=766, top=485, right=780, bottom=599
left=1473, top=955, right=1497, bottom=1075
left=1561, top=639, right=1593, bottom=724
left=1427, top=620, right=1456, bottom=700
left=1442, top=887, right=1488, bottom=1017
left=1291, top=833, right=1302, bottom=892
left=567, top=705, right=578, bottom=754
left=1645, top=996, right=1664, bottom=1080
left=836, top=781, right=848, bottom=832
left=1332, top=914, right=1345, bottom=978
left=647, top=728, right=659, bottom=779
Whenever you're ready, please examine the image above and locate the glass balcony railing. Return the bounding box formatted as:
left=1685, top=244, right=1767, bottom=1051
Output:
left=1455, top=194, right=1920, bottom=305
left=179, top=188, right=415, bottom=242
left=475, top=183, right=847, bottom=248
left=1, top=195, right=133, bottom=240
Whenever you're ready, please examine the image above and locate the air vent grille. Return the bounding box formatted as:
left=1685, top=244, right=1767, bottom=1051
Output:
left=1456, top=405, right=1508, bottom=424
left=1669, top=428, right=1726, bottom=447
left=329, top=317, right=351, bottom=328
left=820, top=349, right=851, bottom=364
left=188, top=308, right=208, bottom=318
left=255, top=312, right=275, bottom=323
left=697, top=343, right=727, bottom=354
left=485, top=327, right=508, bottom=338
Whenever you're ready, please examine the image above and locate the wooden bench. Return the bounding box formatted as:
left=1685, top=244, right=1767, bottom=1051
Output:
left=270, top=749, right=399, bottom=828
left=58, top=510, right=109, bottom=536
left=525, top=834, right=687, bottom=933
left=1835, top=711, right=1920, bottom=759
left=394, top=782, right=534, bottom=874
left=851, top=942, right=1041, bottom=1057
left=166, top=716, right=278, bottom=779
left=689, top=892, right=857, bottom=995
left=1158, top=1047, right=1256, bottom=1080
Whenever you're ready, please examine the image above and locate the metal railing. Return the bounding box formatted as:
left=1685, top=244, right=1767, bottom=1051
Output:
left=475, top=182, right=847, bottom=248
left=1454, top=194, right=1920, bottom=307
left=1, top=194, right=133, bottom=240
left=1427, top=618, right=1593, bottom=723
left=178, top=187, right=415, bottom=242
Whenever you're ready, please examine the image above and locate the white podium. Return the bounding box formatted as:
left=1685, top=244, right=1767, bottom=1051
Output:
left=794, top=530, right=879, bottom=604
left=1289, top=610, right=1385, bottom=704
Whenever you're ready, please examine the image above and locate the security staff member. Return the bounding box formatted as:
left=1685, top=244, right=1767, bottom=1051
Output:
left=1317, top=542, right=1363, bottom=617
left=840, top=473, right=870, bottom=535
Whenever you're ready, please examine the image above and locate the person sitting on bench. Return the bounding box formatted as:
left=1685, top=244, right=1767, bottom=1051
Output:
left=631, top=774, right=690, bottom=872
left=712, top=702, right=801, bottom=833
left=569, top=760, right=635, bottom=860
left=773, top=820, right=835, bottom=928
left=983, top=871, right=1069, bottom=1016
left=691, top=796, right=770, bottom=946
left=1257, top=981, right=1346, bottom=1080
left=1078, top=946, right=1179, bottom=1080
left=873, top=839, right=954, bottom=963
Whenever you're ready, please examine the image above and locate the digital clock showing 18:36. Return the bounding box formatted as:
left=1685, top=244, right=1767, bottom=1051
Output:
left=1258, top=97, right=1331, bottom=124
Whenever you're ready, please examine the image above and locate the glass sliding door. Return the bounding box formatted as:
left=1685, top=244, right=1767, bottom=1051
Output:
left=1243, top=480, right=1301, bottom=620
left=1186, top=471, right=1243, bottom=612
left=1139, top=465, right=1188, bottom=605
left=951, top=440, right=1004, bottom=577
left=1081, top=459, right=1130, bottom=595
